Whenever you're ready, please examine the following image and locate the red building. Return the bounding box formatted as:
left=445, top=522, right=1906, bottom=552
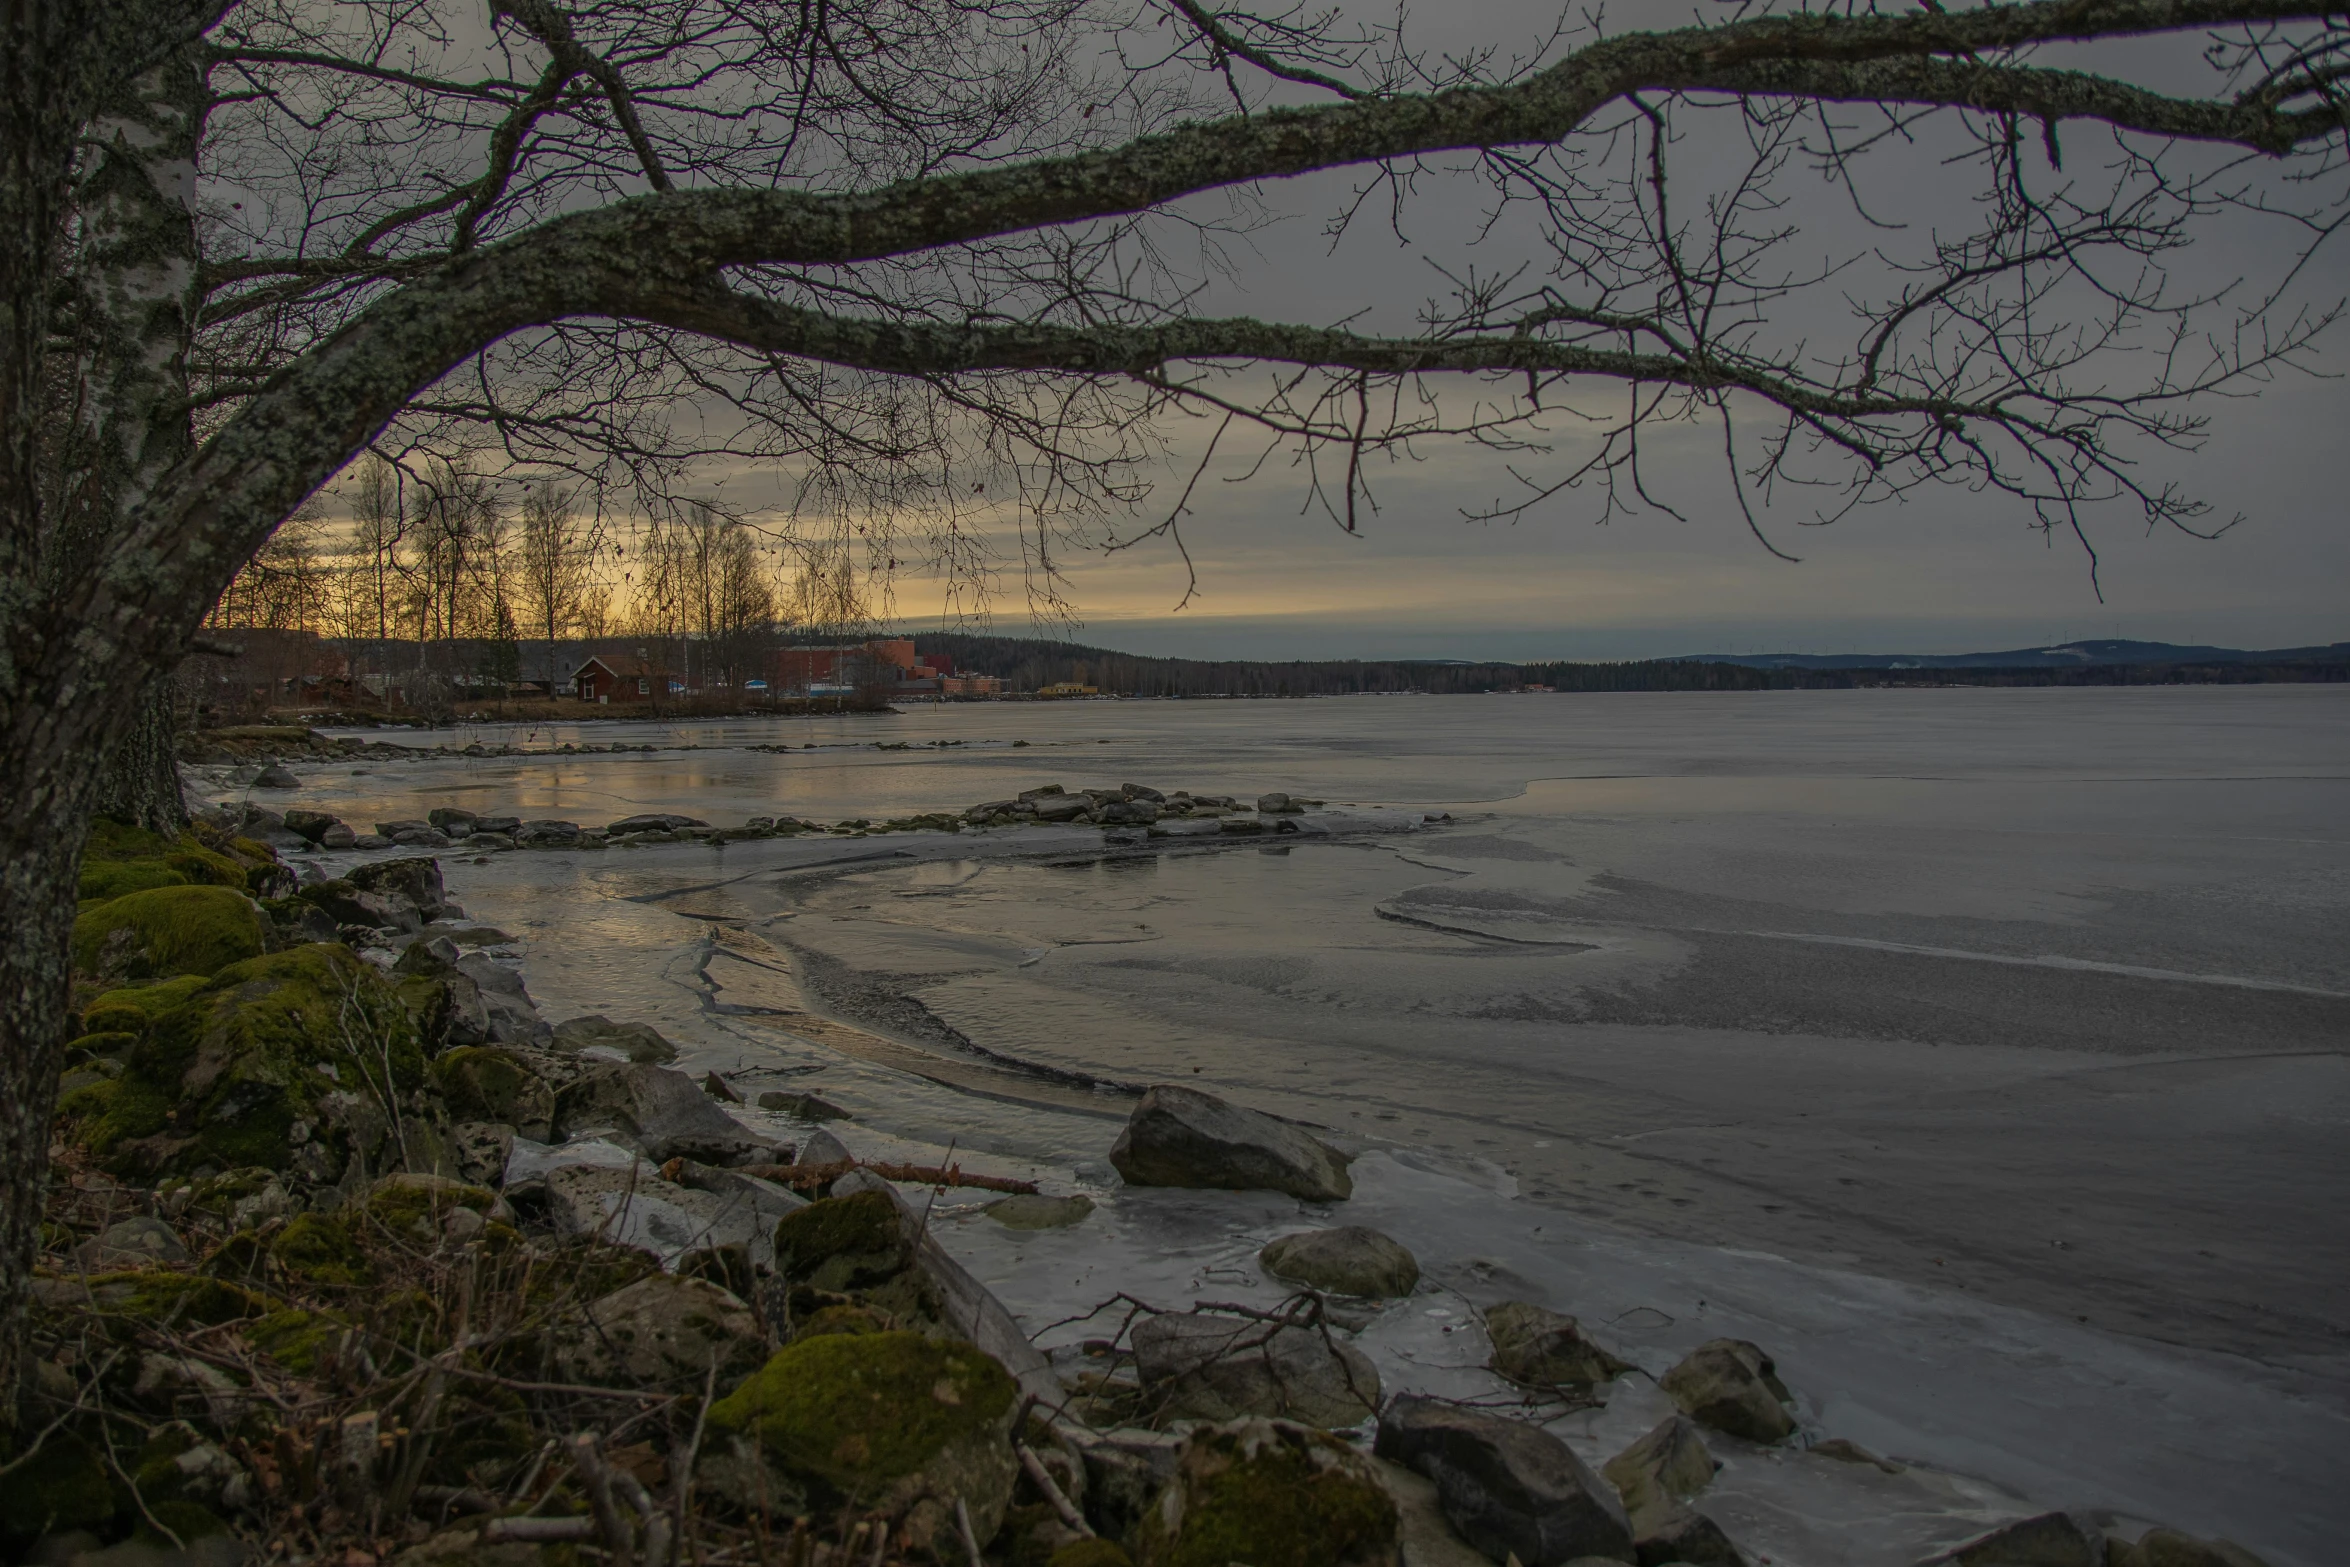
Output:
left=571, top=652, right=659, bottom=703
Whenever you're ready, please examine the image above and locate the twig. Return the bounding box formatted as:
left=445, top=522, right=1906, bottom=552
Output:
left=733, top=1158, right=1037, bottom=1196
left=1015, top=1443, right=1093, bottom=1538
left=485, top=1517, right=600, bottom=1542
left=572, top=1431, right=637, bottom=1567
left=953, top=1497, right=984, bottom=1567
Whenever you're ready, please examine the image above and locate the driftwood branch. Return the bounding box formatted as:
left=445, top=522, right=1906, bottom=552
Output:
left=727, top=1158, right=1040, bottom=1196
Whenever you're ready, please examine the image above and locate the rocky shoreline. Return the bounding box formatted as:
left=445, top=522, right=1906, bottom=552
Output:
left=8, top=815, right=2277, bottom=1567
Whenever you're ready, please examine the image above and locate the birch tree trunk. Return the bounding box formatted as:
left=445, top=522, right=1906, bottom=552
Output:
left=0, top=1, right=205, bottom=1422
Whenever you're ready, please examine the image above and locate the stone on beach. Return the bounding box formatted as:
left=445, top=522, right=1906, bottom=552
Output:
left=1109, top=1084, right=1353, bottom=1202
left=1130, top=1418, right=1399, bottom=1567
left=552, top=1273, right=766, bottom=1390
left=1660, top=1338, right=1798, bottom=1444
left=1488, top=1301, right=1633, bottom=1390
left=551, top=1061, right=769, bottom=1163
left=2109, top=1528, right=2273, bottom=1567
left=702, top=1331, right=1020, bottom=1557
left=545, top=1162, right=780, bottom=1267
left=1374, top=1394, right=1634, bottom=1567
left=1259, top=1226, right=1420, bottom=1298
left=551, top=1013, right=679, bottom=1062
left=1602, top=1415, right=1719, bottom=1528
left=1915, top=1512, right=2106, bottom=1567
left=607, top=812, right=711, bottom=833
left=756, top=1089, right=848, bottom=1120
left=1130, top=1311, right=1380, bottom=1428
left=984, top=1193, right=1095, bottom=1229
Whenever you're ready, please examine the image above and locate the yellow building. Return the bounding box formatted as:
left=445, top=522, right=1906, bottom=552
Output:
left=1038, top=682, right=1100, bottom=697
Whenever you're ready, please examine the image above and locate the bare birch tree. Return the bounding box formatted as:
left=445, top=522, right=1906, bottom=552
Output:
left=0, top=0, right=2344, bottom=1390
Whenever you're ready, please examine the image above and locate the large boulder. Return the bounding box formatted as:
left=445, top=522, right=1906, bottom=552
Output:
left=545, top=1163, right=784, bottom=1267
left=281, top=808, right=343, bottom=843
left=454, top=953, right=547, bottom=1045
left=1259, top=1227, right=1419, bottom=1298
left=552, top=1062, right=766, bottom=1163
left=57, top=943, right=433, bottom=1182
left=71, top=886, right=268, bottom=981
left=552, top=1274, right=766, bottom=1390
left=1659, top=1339, right=1797, bottom=1444
left=703, top=1331, right=1020, bottom=1556
left=2110, top=1529, right=2272, bottom=1567
left=551, top=1014, right=679, bottom=1063
left=1109, top=1085, right=1352, bottom=1202
left=300, top=878, right=425, bottom=934
left=1131, top=1418, right=1399, bottom=1567
left=1130, top=1312, right=1380, bottom=1429
left=1601, top=1416, right=1718, bottom=1529
left=1917, top=1513, right=2106, bottom=1567
left=1374, top=1395, right=1633, bottom=1567
left=1631, top=1507, right=1746, bottom=1567
left=1488, top=1302, right=1633, bottom=1390
left=432, top=1047, right=555, bottom=1141
left=344, top=857, right=451, bottom=921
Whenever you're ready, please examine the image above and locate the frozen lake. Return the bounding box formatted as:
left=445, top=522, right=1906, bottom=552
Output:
left=224, top=686, right=2350, bottom=1565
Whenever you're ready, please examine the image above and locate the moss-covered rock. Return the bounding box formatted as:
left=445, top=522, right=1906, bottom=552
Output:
left=270, top=1213, right=372, bottom=1286
left=1050, top=1543, right=1137, bottom=1567
left=72, top=885, right=269, bottom=981
left=350, top=1172, right=498, bottom=1243
left=77, top=819, right=251, bottom=905
left=74, top=1270, right=270, bottom=1329
left=433, top=1047, right=554, bottom=1138
left=0, top=1430, right=116, bottom=1543
left=83, top=974, right=211, bottom=1035
left=772, top=1189, right=909, bottom=1291
left=69, top=943, right=432, bottom=1181
left=705, top=1331, right=1020, bottom=1552
left=552, top=1274, right=766, bottom=1390
left=1132, top=1419, right=1399, bottom=1567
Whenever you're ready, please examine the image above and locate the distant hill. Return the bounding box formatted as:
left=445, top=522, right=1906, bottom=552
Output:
left=1664, top=638, right=2350, bottom=671
left=907, top=631, right=2348, bottom=695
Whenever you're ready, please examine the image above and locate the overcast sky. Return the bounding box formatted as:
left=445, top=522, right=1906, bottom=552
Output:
left=878, top=2, right=2349, bottom=660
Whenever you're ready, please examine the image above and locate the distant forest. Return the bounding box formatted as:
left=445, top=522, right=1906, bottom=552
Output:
left=916, top=633, right=2350, bottom=697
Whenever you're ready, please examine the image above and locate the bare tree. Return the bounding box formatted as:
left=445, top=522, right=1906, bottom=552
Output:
left=1, top=0, right=2344, bottom=1395
left=516, top=479, right=603, bottom=690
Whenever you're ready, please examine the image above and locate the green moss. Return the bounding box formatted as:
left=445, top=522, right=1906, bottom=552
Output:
left=772, top=1190, right=908, bottom=1290
left=271, top=1214, right=371, bottom=1286
left=708, top=1332, right=1016, bottom=1500
left=72, top=886, right=268, bottom=980
left=84, top=975, right=209, bottom=1034
left=136, top=1500, right=228, bottom=1545
left=0, top=1431, right=116, bottom=1541
left=353, top=1175, right=494, bottom=1241
left=86, top=1271, right=269, bottom=1328
left=433, top=1047, right=551, bottom=1127
left=86, top=817, right=178, bottom=862
left=249, top=1307, right=348, bottom=1373
left=167, top=846, right=251, bottom=888
left=79, top=943, right=427, bottom=1179
left=67, top=1030, right=141, bottom=1062
left=1134, top=1425, right=1397, bottom=1567
left=1050, top=1541, right=1137, bottom=1567
left=80, top=858, right=190, bottom=903
left=791, top=1303, right=886, bottom=1342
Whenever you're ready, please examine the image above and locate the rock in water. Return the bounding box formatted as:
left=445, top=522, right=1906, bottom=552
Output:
left=702, top=1331, right=1020, bottom=1557
left=344, top=856, right=451, bottom=921
left=1109, top=1085, right=1352, bottom=1202
left=1659, top=1338, right=1797, bottom=1444
left=551, top=1014, right=679, bottom=1063
left=552, top=1062, right=767, bottom=1164
left=1602, top=1415, right=1719, bottom=1529
left=1375, top=1396, right=1634, bottom=1567
left=1130, top=1313, right=1380, bottom=1429
left=1487, top=1302, right=1632, bottom=1390
left=1916, top=1513, right=2107, bottom=1567
left=253, top=764, right=299, bottom=789
left=1632, top=1506, right=1746, bottom=1567
left=553, top=1274, right=765, bottom=1390
left=984, top=1193, right=1095, bottom=1230
left=1259, top=1227, right=1419, bottom=1298
left=1131, top=1418, right=1399, bottom=1567
left=2111, top=1529, right=2272, bottom=1567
